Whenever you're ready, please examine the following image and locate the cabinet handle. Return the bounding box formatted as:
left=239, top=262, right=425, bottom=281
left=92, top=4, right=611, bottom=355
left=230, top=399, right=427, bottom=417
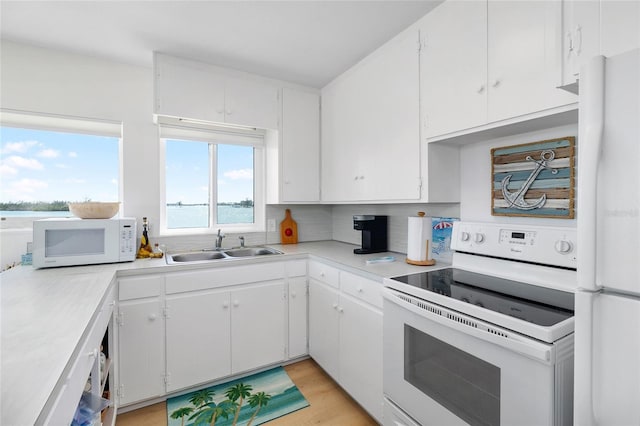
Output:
left=233, top=300, right=239, bottom=307
left=491, top=79, right=501, bottom=88
left=223, top=301, right=229, bottom=309
left=575, top=25, right=583, bottom=55
left=291, top=292, right=297, bottom=298
left=320, top=272, right=325, bottom=277
left=338, top=307, right=344, bottom=313
left=148, top=314, right=157, bottom=321
left=477, top=84, right=485, bottom=94
left=88, top=348, right=98, bottom=359
left=357, top=287, right=364, bottom=293
left=332, top=303, right=338, bottom=310
left=225, top=109, right=233, bottom=115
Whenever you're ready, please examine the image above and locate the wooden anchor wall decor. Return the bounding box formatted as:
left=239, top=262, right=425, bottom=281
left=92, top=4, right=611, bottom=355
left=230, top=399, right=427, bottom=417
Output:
left=491, top=136, right=575, bottom=219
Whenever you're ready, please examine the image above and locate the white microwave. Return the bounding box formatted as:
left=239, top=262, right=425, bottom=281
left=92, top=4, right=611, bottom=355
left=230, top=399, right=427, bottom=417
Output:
left=32, top=217, right=137, bottom=268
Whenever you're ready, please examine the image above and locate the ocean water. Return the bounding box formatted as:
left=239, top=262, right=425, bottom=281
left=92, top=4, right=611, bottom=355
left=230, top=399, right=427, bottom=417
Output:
left=0, top=205, right=254, bottom=228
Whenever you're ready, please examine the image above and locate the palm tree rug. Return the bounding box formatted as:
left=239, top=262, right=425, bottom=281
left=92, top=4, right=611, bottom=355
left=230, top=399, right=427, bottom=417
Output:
left=167, top=366, right=310, bottom=426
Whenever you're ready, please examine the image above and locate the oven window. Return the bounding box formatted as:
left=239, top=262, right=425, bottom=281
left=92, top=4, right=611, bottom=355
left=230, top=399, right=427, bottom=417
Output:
left=405, top=325, right=500, bottom=426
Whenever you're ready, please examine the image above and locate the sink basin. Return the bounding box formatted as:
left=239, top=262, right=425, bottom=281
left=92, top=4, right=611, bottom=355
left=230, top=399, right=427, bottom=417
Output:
left=224, top=247, right=283, bottom=257
left=166, top=246, right=282, bottom=264
left=168, top=251, right=227, bottom=264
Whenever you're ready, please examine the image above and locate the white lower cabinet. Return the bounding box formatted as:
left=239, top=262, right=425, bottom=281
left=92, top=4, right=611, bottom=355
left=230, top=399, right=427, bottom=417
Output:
left=308, top=262, right=383, bottom=422
left=117, top=260, right=301, bottom=407
left=117, top=275, right=165, bottom=406
left=165, top=290, right=231, bottom=392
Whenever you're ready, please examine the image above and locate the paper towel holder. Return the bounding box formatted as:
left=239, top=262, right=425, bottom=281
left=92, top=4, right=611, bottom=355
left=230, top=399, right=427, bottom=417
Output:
left=406, top=212, right=436, bottom=266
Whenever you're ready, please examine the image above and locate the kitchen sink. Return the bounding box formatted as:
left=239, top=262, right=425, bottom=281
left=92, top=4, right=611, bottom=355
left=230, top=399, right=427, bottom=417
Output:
left=224, top=247, right=282, bottom=257
left=166, top=246, right=283, bottom=264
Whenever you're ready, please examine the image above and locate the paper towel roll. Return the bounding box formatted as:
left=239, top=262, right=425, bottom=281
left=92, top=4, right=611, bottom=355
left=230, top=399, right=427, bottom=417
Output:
left=406, top=212, right=434, bottom=265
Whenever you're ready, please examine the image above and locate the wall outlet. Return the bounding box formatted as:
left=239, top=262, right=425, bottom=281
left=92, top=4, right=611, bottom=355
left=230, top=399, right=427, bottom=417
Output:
left=267, top=219, right=276, bottom=232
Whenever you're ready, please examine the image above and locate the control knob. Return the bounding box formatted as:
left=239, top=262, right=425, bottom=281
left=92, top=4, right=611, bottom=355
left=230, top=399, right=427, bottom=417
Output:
left=474, top=233, right=485, bottom=243
left=461, top=231, right=471, bottom=241
left=555, top=240, right=573, bottom=254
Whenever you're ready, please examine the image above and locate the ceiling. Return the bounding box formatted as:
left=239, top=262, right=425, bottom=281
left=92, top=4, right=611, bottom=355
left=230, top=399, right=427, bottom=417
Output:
left=0, top=0, right=441, bottom=88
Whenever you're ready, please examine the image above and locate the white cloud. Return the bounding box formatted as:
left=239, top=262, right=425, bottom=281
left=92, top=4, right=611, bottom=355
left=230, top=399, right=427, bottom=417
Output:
left=68, top=151, right=78, bottom=158
left=37, top=148, right=60, bottom=158
left=1, top=140, right=38, bottom=154
left=9, top=178, right=48, bottom=194
left=64, top=178, right=85, bottom=184
left=0, top=164, right=18, bottom=176
left=223, top=168, right=253, bottom=180
left=55, top=163, right=69, bottom=169
left=3, top=155, right=44, bottom=170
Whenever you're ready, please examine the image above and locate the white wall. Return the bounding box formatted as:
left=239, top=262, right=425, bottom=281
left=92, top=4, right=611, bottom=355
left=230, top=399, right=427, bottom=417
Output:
left=1, top=40, right=159, bottom=226
left=459, top=123, right=578, bottom=227
left=331, top=203, right=459, bottom=253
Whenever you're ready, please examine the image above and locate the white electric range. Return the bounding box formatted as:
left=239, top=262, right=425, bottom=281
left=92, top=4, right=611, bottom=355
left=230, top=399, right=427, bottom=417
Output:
left=383, top=221, right=577, bottom=426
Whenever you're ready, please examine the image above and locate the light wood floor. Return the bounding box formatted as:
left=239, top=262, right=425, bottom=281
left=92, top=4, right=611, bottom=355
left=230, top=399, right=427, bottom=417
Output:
left=116, top=359, right=378, bottom=425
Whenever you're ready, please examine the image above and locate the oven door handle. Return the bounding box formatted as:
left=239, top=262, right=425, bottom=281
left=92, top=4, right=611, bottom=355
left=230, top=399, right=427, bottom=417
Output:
left=384, top=289, right=553, bottom=363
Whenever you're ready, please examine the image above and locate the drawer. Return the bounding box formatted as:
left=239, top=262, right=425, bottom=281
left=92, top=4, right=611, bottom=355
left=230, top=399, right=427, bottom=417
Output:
left=286, top=259, right=307, bottom=277
left=119, top=275, right=164, bottom=301
left=308, top=260, right=339, bottom=288
left=340, top=270, right=383, bottom=309
left=165, top=261, right=286, bottom=294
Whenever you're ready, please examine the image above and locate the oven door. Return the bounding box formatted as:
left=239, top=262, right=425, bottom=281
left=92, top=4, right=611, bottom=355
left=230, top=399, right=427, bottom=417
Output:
left=383, top=288, right=572, bottom=426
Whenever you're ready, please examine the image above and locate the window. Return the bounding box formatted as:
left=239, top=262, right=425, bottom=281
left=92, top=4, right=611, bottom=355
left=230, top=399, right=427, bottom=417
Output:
left=0, top=110, right=121, bottom=222
left=160, top=122, right=265, bottom=234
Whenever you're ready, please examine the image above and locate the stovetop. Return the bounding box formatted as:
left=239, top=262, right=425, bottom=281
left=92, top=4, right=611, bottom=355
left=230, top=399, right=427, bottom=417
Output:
left=390, top=268, right=574, bottom=327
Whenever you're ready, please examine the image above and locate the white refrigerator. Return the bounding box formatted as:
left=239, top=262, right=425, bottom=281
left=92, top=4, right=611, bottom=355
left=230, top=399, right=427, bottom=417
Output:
left=575, top=48, right=640, bottom=425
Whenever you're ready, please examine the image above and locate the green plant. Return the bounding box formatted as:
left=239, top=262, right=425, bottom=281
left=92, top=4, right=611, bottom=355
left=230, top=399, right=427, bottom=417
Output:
left=246, top=391, right=272, bottom=426
left=225, top=383, right=253, bottom=425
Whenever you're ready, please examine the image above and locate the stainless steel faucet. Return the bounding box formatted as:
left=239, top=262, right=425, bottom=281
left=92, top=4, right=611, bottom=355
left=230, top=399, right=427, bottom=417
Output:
left=215, top=229, right=225, bottom=249
left=238, top=236, right=245, bottom=248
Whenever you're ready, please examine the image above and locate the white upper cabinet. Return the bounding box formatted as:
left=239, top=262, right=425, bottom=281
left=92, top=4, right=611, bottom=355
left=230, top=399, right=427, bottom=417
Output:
left=280, top=88, right=320, bottom=202
left=487, top=1, right=575, bottom=122
left=562, top=0, right=600, bottom=86
left=321, top=27, right=421, bottom=202
left=421, top=0, right=576, bottom=141
left=421, top=0, right=488, bottom=137
left=154, top=53, right=279, bottom=129
left=600, top=0, right=640, bottom=58
left=562, top=0, right=639, bottom=87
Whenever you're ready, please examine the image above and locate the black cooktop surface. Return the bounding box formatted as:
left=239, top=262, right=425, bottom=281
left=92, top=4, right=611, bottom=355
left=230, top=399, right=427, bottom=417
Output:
left=390, top=268, right=574, bottom=327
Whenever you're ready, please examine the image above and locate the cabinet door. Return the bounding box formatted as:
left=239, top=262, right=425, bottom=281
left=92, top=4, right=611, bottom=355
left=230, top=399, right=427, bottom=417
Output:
left=321, top=27, right=421, bottom=202
left=562, top=0, right=600, bottom=85
left=154, top=53, right=225, bottom=122
left=281, top=88, right=320, bottom=202
left=488, top=0, right=575, bottom=122
left=421, top=0, right=488, bottom=138
left=231, top=282, right=286, bottom=373
left=338, top=295, right=383, bottom=422
left=225, top=76, right=279, bottom=129
left=601, top=0, right=640, bottom=58
left=308, top=280, right=340, bottom=378
left=165, top=291, right=231, bottom=392
left=118, top=299, right=165, bottom=405
left=288, top=277, right=308, bottom=359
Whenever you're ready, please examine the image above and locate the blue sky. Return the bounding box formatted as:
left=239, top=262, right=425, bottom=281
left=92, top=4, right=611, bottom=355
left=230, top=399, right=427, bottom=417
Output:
left=0, top=127, right=119, bottom=203
left=0, top=127, right=254, bottom=205
left=165, top=139, right=254, bottom=204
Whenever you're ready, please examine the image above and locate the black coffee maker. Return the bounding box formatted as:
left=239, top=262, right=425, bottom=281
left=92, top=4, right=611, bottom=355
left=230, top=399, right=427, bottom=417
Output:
left=353, top=215, right=388, bottom=254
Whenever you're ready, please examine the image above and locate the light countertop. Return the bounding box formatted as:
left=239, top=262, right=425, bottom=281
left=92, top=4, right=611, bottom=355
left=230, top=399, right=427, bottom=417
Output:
left=0, top=240, right=445, bottom=425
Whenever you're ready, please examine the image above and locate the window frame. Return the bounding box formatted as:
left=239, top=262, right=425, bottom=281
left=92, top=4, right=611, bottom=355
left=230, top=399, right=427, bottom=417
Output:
left=158, top=123, right=266, bottom=236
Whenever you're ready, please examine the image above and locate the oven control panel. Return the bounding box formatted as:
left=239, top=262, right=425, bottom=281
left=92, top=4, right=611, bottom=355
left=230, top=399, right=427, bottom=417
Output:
left=451, top=221, right=577, bottom=269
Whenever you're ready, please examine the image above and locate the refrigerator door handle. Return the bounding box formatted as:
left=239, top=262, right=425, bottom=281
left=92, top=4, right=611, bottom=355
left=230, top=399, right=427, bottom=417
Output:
left=574, top=291, right=596, bottom=426
left=577, top=55, right=605, bottom=292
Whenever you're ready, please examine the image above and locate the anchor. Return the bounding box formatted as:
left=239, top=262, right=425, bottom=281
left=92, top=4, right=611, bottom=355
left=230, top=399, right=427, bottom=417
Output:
left=501, top=149, right=558, bottom=210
